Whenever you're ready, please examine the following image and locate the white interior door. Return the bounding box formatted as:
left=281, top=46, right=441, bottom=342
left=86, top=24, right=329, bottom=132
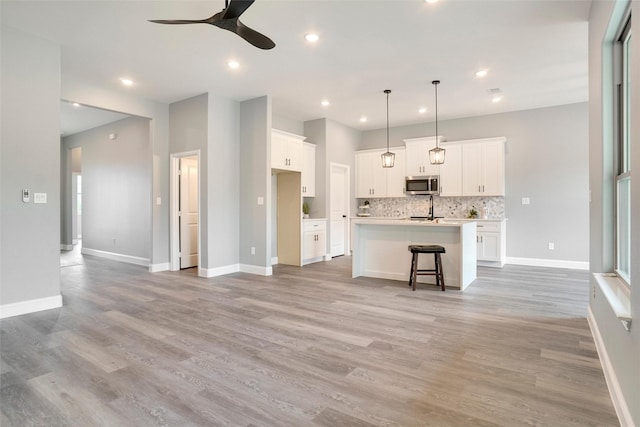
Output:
left=330, top=164, right=349, bottom=257
left=179, top=157, right=198, bottom=269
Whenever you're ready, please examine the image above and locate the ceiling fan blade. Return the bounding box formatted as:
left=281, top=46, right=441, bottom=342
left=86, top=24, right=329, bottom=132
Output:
left=235, top=19, right=275, bottom=50
left=148, top=19, right=207, bottom=25
left=222, top=0, right=255, bottom=20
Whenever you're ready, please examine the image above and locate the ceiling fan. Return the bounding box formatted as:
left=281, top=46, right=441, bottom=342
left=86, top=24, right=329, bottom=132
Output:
left=149, top=0, right=275, bottom=50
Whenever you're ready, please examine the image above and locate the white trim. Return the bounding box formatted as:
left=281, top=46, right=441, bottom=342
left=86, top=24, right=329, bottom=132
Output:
left=587, top=307, right=634, bottom=427
left=505, top=256, right=589, bottom=270
left=60, top=244, right=73, bottom=251
left=82, top=247, right=149, bottom=267
left=271, top=257, right=278, bottom=265
left=199, top=264, right=240, bottom=278
left=149, top=262, right=170, bottom=273
left=0, top=295, right=63, bottom=319
left=240, top=264, right=273, bottom=276
left=593, top=273, right=632, bottom=330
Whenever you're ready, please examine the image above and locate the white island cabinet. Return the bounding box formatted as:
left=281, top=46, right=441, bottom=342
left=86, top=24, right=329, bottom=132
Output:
left=351, top=219, right=477, bottom=290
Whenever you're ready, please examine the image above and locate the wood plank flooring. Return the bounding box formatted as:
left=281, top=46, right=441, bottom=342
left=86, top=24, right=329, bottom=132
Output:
left=1, top=252, right=619, bottom=426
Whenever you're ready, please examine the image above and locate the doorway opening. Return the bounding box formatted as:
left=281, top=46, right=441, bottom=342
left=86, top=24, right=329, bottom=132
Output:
left=170, top=151, right=200, bottom=271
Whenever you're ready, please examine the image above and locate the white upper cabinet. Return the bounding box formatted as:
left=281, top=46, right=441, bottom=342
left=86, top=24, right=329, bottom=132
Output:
left=355, top=147, right=405, bottom=198
left=404, top=136, right=444, bottom=176
left=356, top=149, right=387, bottom=198
left=439, top=143, right=462, bottom=197
left=302, top=142, right=316, bottom=197
left=386, top=148, right=406, bottom=198
left=272, top=129, right=304, bottom=172
left=461, top=137, right=506, bottom=196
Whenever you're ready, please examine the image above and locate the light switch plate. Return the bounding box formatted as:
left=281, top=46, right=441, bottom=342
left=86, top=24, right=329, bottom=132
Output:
left=521, top=197, right=530, bottom=205
left=257, top=196, right=264, bottom=205
left=34, top=193, right=47, bottom=204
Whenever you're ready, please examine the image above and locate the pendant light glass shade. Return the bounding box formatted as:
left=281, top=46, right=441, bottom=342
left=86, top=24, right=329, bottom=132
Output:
left=429, top=80, right=445, bottom=165
left=381, top=89, right=395, bottom=168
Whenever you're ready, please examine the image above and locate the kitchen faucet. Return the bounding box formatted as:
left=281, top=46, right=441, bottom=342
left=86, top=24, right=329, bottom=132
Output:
left=428, top=194, right=434, bottom=221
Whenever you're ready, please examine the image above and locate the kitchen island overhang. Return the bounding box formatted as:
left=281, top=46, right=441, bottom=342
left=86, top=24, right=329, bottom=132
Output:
left=351, top=219, right=477, bottom=290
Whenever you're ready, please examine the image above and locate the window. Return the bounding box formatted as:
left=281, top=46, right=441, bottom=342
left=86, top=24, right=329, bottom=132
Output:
left=615, top=16, right=631, bottom=285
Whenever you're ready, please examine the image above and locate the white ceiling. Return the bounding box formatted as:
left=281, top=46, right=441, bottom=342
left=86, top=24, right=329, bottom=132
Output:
left=3, top=0, right=591, bottom=131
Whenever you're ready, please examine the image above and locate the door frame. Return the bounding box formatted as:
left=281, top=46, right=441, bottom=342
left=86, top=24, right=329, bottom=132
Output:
left=329, top=162, right=351, bottom=257
left=170, top=150, right=201, bottom=272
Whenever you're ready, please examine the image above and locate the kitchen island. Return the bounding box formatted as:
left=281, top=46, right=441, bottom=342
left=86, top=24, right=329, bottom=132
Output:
left=351, top=218, right=477, bottom=290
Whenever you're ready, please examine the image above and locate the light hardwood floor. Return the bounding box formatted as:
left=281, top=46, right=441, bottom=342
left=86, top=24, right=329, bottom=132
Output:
left=1, top=252, right=619, bottom=426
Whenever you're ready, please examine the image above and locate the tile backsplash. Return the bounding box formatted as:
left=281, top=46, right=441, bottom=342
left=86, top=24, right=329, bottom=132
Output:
left=358, top=196, right=505, bottom=219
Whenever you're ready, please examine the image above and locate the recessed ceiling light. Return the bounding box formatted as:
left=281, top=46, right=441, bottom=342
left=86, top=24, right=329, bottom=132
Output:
left=305, top=33, right=319, bottom=43
left=418, top=107, right=427, bottom=114
left=321, top=100, right=330, bottom=107
left=425, top=0, right=438, bottom=3
left=72, top=102, right=81, bottom=107
left=359, top=116, right=368, bottom=123
left=492, top=95, right=503, bottom=103
left=475, top=69, right=488, bottom=78
left=227, top=60, right=240, bottom=69
left=120, top=78, right=133, bottom=86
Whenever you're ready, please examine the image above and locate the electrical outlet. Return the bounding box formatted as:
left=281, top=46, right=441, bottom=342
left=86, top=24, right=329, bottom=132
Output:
left=251, top=246, right=256, bottom=255
left=548, top=242, right=555, bottom=250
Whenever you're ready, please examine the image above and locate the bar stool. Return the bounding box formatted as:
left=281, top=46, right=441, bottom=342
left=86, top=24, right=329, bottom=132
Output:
left=408, top=245, right=446, bottom=291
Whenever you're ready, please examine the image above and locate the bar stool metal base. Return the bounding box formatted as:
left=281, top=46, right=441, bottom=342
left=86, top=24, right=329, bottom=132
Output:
left=408, top=245, right=446, bottom=291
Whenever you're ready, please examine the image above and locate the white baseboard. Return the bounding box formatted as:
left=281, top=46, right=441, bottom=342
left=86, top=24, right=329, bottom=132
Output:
left=271, top=257, right=278, bottom=265
left=587, top=307, right=633, bottom=427
left=149, top=262, right=170, bottom=273
left=240, top=264, right=273, bottom=276
left=0, top=294, right=63, bottom=319
left=81, top=247, right=149, bottom=267
left=505, top=256, right=589, bottom=270
left=199, top=264, right=240, bottom=278
left=60, top=244, right=73, bottom=251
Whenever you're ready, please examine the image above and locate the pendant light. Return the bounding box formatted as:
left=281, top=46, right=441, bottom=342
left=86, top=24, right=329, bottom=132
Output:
left=429, top=80, right=445, bottom=165
left=381, top=89, right=395, bottom=168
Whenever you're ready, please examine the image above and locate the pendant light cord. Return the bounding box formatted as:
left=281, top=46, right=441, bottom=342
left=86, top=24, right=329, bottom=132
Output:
left=433, top=80, right=439, bottom=149
left=385, top=89, right=391, bottom=152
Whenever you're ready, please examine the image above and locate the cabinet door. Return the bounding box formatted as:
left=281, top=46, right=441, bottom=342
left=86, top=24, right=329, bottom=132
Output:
left=439, top=144, right=462, bottom=196
left=303, top=230, right=325, bottom=260
left=287, top=137, right=302, bottom=172
left=302, top=143, right=316, bottom=196
left=315, top=230, right=326, bottom=259
left=405, top=141, right=425, bottom=176
left=356, top=151, right=386, bottom=198
left=386, top=149, right=406, bottom=198
left=462, top=143, right=483, bottom=196
left=271, top=132, right=288, bottom=169
left=480, top=141, right=505, bottom=196
left=478, top=232, right=501, bottom=261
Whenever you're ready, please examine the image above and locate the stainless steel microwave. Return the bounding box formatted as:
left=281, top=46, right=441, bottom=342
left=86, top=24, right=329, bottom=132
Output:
left=405, top=175, right=440, bottom=195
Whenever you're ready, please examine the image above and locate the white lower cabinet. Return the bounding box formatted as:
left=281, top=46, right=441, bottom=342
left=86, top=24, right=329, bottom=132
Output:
left=476, top=220, right=506, bottom=267
left=303, top=219, right=327, bottom=265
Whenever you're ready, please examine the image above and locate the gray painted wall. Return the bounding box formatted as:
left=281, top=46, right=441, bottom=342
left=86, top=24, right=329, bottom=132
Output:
left=62, top=116, right=152, bottom=260
left=360, top=103, right=589, bottom=262
left=588, top=1, right=639, bottom=425
left=239, top=96, right=272, bottom=269
left=273, top=113, right=304, bottom=135
left=1, top=27, right=61, bottom=305
left=207, top=95, right=240, bottom=268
